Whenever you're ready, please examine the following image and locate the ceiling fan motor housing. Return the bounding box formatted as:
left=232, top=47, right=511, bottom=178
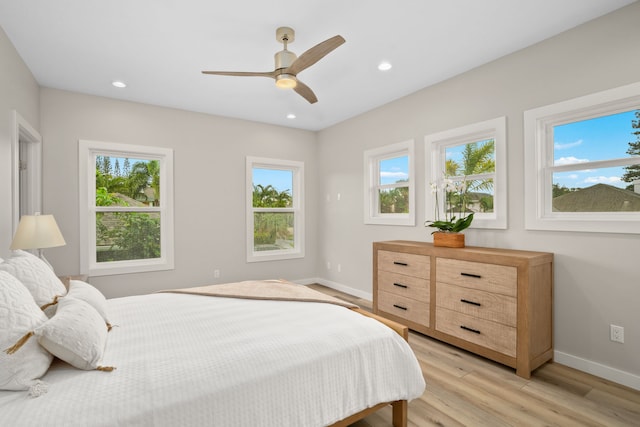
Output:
left=275, top=50, right=297, bottom=70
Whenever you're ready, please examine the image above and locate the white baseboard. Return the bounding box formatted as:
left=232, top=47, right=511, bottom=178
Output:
left=554, top=350, right=640, bottom=391
left=294, top=277, right=373, bottom=301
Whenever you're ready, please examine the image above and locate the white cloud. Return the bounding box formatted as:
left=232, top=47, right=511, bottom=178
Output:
left=380, top=171, right=408, bottom=179
left=555, top=156, right=589, bottom=166
left=584, top=176, right=621, bottom=185
left=568, top=174, right=579, bottom=180
left=554, top=139, right=583, bottom=150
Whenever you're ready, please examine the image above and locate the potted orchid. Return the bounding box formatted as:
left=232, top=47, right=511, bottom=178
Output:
left=425, top=176, right=474, bottom=247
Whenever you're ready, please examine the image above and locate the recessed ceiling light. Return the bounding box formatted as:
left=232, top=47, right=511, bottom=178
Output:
left=287, top=113, right=296, bottom=119
left=378, top=61, right=392, bottom=71
left=112, top=81, right=127, bottom=88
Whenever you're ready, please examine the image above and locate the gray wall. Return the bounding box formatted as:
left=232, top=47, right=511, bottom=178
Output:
left=317, top=3, right=640, bottom=386
left=0, top=27, right=40, bottom=258
left=40, top=88, right=319, bottom=298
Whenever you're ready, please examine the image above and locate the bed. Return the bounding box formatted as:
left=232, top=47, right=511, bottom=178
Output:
left=0, top=251, right=425, bottom=427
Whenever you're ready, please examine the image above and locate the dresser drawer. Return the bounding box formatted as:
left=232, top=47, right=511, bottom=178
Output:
left=378, top=250, right=429, bottom=278
left=378, top=270, right=429, bottom=303
left=436, top=282, right=516, bottom=327
left=436, top=307, right=516, bottom=357
left=436, top=258, right=517, bottom=297
left=378, top=290, right=429, bottom=327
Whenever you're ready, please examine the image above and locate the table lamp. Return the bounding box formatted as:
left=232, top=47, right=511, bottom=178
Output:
left=10, top=212, right=66, bottom=268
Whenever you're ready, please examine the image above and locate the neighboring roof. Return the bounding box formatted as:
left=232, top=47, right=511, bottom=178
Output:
left=142, top=187, right=156, bottom=202
left=112, top=193, right=148, bottom=207
left=552, top=183, right=640, bottom=212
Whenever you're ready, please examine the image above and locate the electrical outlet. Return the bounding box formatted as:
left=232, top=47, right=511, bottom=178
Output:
left=337, top=264, right=341, bottom=273
left=610, top=324, right=624, bottom=343
left=214, top=269, right=220, bottom=279
left=326, top=261, right=331, bottom=270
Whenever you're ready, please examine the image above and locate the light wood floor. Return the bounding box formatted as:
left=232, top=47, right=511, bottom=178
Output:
left=309, top=284, right=640, bottom=427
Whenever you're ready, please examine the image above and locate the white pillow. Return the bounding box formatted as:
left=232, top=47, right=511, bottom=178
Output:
left=0, top=271, right=53, bottom=392
left=67, top=280, right=111, bottom=329
left=35, top=297, right=110, bottom=371
left=0, top=250, right=67, bottom=308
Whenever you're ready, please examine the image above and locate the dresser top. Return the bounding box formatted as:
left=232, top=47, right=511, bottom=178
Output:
left=374, top=240, right=553, bottom=265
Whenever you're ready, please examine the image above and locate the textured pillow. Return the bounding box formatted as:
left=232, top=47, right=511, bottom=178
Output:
left=0, top=271, right=53, bottom=392
left=0, top=250, right=67, bottom=308
left=67, top=280, right=112, bottom=329
left=34, top=297, right=112, bottom=371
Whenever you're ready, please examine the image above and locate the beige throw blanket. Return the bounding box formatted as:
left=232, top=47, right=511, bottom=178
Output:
left=158, top=279, right=358, bottom=309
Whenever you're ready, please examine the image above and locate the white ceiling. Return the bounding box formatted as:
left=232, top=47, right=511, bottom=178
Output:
left=0, top=0, right=635, bottom=131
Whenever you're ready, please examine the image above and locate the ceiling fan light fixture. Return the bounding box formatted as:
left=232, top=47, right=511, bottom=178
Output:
left=275, top=73, right=297, bottom=89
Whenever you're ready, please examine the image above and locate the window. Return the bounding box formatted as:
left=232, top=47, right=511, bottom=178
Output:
left=79, top=140, right=174, bottom=276
left=364, top=140, right=415, bottom=226
left=246, top=157, right=304, bottom=262
left=426, top=117, right=507, bottom=229
left=524, top=82, right=640, bottom=233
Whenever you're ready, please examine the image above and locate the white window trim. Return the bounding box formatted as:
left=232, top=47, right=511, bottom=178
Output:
left=364, top=140, right=415, bottom=226
left=79, top=140, right=175, bottom=276
left=246, top=156, right=305, bottom=263
left=524, top=82, right=640, bottom=234
left=425, top=117, right=507, bottom=230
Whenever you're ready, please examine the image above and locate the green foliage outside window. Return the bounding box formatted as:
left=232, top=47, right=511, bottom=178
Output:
left=95, top=156, right=161, bottom=262
left=621, top=111, right=640, bottom=189
left=444, top=139, right=495, bottom=214
left=379, top=184, right=409, bottom=213
left=252, top=184, right=294, bottom=250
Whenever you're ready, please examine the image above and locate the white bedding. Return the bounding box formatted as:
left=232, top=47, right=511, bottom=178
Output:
left=0, top=292, right=425, bottom=427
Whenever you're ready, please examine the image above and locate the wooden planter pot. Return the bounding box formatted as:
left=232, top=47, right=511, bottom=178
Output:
left=432, top=232, right=465, bottom=248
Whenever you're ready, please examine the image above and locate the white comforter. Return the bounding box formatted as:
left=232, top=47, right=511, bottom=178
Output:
left=0, top=293, right=425, bottom=426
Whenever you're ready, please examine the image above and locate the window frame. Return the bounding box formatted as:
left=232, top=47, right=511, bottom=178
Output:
left=246, top=156, right=305, bottom=263
left=79, top=140, right=175, bottom=276
left=363, top=140, right=415, bottom=226
left=425, top=117, right=507, bottom=230
left=524, top=82, right=640, bottom=234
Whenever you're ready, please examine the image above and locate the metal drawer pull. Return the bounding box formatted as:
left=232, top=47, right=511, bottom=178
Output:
left=460, top=325, right=481, bottom=334
left=393, top=283, right=408, bottom=289
left=393, top=261, right=408, bottom=266
left=460, top=299, right=481, bottom=307
left=460, top=272, right=482, bottom=279
left=393, top=304, right=408, bottom=311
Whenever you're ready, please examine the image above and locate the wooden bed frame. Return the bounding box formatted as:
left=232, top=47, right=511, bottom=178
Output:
left=327, top=308, right=410, bottom=427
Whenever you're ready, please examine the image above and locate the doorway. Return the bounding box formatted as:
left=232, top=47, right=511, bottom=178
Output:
left=12, top=111, right=42, bottom=234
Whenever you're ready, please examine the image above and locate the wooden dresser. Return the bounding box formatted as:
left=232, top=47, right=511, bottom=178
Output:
left=373, top=240, right=553, bottom=378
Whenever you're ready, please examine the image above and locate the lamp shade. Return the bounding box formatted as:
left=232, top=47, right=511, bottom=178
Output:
left=10, top=214, right=66, bottom=250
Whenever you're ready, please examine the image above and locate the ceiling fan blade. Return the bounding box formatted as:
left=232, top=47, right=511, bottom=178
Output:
left=201, top=70, right=276, bottom=78
left=293, top=80, right=318, bottom=104
left=287, top=35, right=345, bottom=75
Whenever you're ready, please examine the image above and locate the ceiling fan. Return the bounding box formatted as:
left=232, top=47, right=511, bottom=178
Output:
left=202, top=27, right=345, bottom=104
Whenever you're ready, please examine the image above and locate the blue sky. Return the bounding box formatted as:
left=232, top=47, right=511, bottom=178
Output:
left=553, top=109, right=638, bottom=189
left=253, top=168, right=293, bottom=193
left=380, top=156, right=409, bottom=185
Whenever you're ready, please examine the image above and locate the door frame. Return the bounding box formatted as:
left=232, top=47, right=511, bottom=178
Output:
left=12, top=110, right=42, bottom=234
